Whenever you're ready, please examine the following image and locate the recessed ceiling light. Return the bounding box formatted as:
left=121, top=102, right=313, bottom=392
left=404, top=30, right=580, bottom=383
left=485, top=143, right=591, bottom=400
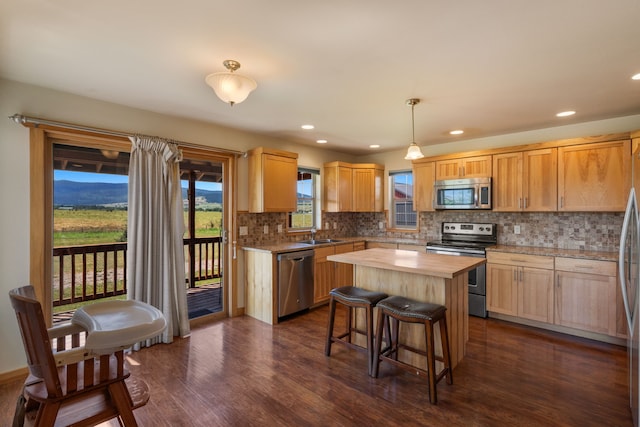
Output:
left=369, top=144, right=380, bottom=149
left=450, top=130, right=464, bottom=135
left=632, top=73, right=640, bottom=80
left=556, top=111, right=576, bottom=117
left=316, top=139, right=327, bottom=144
left=301, top=124, right=314, bottom=130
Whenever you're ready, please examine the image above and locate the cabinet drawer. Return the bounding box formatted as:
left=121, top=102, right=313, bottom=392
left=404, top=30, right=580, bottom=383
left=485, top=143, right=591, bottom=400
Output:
left=487, top=252, right=554, bottom=269
left=314, top=246, right=335, bottom=260
left=555, top=257, right=616, bottom=276
left=352, top=241, right=366, bottom=251
left=334, top=243, right=355, bottom=254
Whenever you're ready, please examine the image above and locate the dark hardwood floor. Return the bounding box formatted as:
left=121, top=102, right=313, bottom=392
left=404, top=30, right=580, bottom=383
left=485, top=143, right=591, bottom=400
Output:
left=1, top=305, right=632, bottom=426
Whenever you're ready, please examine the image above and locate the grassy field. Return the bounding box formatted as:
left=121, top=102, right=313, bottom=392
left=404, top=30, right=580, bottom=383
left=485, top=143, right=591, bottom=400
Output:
left=54, top=209, right=223, bottom=246
left=53, top=209, right=223, bottom=313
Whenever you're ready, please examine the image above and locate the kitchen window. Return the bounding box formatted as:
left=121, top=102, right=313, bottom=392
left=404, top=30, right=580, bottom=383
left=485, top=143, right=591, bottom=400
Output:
left=289, top=168, right=320, bottom=230
left=390, top=170, right=417, bottom=229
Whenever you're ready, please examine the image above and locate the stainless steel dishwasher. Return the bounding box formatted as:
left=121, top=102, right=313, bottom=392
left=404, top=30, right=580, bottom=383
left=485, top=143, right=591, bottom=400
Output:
left=277, top=250, right=314, bottom=318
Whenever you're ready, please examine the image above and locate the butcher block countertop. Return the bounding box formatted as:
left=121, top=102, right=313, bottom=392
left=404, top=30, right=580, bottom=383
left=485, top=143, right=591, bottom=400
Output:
left=327, top=248, right=485, bottom=279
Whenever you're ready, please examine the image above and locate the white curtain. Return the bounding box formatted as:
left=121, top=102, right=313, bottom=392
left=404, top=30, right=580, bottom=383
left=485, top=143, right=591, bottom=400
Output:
left=127, top=136, right=190, bottom=347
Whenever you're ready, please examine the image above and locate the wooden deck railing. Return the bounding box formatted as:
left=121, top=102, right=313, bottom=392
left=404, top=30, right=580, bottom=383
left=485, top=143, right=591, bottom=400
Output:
left=52, top=237, right=222, bottom=308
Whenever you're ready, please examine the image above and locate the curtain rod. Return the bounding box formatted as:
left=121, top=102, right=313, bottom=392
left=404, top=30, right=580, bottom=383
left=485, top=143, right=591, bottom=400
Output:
left=8, top=114, right=247, bottom=157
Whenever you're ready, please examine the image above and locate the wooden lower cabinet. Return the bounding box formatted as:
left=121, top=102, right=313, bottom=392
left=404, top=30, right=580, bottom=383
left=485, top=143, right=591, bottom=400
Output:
left=313, top=242, right=363, bottom=304
left=554, top=257, right=617, bottom=336
left=313, top=246, right=335, bottom=304
left=486, top=260, right=554, bottom=323
left=518, top=267, right=554, bottom=323
left=488, top=252, right=620, bottom=340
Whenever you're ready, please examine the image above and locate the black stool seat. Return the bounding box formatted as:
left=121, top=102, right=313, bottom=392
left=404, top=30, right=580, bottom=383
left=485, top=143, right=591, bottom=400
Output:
left=376, top=295, right=446, bottom=321
left=329, top=286, right=388, bottom=305
left=373, top=295, right=452, bottom=404
left=325, top=286, right=388, bottom=376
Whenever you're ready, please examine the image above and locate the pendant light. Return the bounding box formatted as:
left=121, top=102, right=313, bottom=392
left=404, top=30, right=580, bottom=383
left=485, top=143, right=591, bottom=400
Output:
left=205, top=60, right=257, bottom=106
left=404, top=98, right=425, bottom=160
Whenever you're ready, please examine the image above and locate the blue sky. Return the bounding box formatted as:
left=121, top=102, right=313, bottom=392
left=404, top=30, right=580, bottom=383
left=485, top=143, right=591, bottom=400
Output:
left=54, top=170, right=222, bottom=191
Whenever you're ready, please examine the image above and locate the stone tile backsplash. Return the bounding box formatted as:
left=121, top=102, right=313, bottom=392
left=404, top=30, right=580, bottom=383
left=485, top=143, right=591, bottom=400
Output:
left=237, top=210, right=623, bottom=252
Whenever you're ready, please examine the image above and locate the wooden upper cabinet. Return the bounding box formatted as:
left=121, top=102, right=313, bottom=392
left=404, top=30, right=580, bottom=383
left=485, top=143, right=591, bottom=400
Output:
left=412, top=160, right=435, bottom=211
left=323, top=162, right=384, bottom=212
left=323, top=162, right=353, bottom=212
left=523, top=148, right=557, bottom=211
left=558, top=139, right=631, bottom=211
left=435, top=155, right=492, bottom=180
left=493, top=148, right=557, bottom=212
left=352, top=164, right=384, bottom=212
left=248, top=147, right=298, bottom=213
left=492, top=152, right=522, bottom=212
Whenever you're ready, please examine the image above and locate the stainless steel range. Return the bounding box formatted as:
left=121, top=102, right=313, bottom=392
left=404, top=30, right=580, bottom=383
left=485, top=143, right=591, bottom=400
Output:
left=426, top=222, right=497, bottom=318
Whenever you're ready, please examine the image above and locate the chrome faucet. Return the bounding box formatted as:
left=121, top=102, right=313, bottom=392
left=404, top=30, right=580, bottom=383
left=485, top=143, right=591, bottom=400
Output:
left=310, top=227, right=317, bottom=241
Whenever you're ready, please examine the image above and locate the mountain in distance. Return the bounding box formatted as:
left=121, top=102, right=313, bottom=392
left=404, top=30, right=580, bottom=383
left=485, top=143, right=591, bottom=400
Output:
left=54, top=180, right=222, bottom=206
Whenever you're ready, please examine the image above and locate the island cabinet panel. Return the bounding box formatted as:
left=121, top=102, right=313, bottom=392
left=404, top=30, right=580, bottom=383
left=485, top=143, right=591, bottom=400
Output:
left=244, top=250, right=277, bottom=325
left=554, top=257, right=617, bottom=336
left=435, top=155, right=492, bottom=180
left=558, top=139, right=630, bottom=212
left=248, top=147, right=298, bottom=213
left=412, top=160, right=436, bottom=211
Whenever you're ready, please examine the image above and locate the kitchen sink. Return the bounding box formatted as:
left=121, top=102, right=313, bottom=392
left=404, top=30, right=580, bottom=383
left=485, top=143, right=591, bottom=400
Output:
left=298, top=239, right=344, bottom=245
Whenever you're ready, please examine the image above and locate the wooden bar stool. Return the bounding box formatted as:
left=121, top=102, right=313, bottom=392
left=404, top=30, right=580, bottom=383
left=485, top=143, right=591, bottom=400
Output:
left=325, top=286, right=388, bottom=376
left=372, top=295, right=453, bottom=404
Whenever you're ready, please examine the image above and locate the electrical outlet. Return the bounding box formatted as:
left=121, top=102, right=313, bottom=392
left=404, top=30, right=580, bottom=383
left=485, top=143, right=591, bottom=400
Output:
left=263, top=225, right=269, bottom=234
left=325, top=222, right=330, bottom=230
left=514, top=225, right=521, bottom=234
left=277, top=224, right=283, bottom=233
left=333, top=222, right=337, bottom=230
left=378, top=221, right=385, bottom=230
left=239, top=226, right=248, bottom=236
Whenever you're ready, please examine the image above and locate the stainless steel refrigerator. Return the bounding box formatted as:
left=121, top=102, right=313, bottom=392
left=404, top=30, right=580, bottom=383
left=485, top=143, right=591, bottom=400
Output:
left=620, top=144, right=640, bottom=427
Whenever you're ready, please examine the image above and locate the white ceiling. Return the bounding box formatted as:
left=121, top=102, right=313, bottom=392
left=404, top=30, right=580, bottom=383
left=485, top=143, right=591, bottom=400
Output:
left=2, top=1, right=640, bottom=155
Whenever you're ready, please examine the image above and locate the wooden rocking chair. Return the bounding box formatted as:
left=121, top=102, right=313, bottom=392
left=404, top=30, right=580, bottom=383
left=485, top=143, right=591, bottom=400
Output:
left=10, top=286, right=151, bottom=427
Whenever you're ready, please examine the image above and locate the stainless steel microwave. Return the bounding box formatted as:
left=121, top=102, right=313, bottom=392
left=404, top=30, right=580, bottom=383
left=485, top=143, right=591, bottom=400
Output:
left=433, top=177, right=492, bottom=210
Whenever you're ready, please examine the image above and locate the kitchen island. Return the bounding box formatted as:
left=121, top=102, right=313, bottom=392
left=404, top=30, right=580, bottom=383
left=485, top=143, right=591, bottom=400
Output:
left=328, top=248, right=485, bottom=369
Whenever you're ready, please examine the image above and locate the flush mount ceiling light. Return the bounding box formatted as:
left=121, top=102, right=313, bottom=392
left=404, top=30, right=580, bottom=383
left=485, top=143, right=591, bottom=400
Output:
left=205, top=60, right=257, bottom=106
left=556, top=110, right=576, bottom=117
left=404, top=98, right=425, bottom=160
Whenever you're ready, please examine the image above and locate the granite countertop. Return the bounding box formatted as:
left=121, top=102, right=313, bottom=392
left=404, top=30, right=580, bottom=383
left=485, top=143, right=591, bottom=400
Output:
left=328, top=248, right=485, bottom=279
left=487, top=244, right=617, bottom=262
left=242, top=236, right=425, bottom=254
left=242, top=237, right=366, bottom=254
